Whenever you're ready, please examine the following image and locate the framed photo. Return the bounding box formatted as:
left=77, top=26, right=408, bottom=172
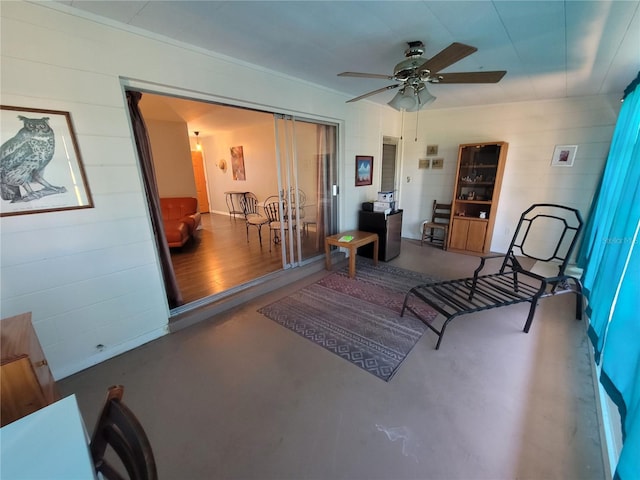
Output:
left=551, top=145, right=578, bottom=167
left=355, top=155, right=373, bottom=186
left=1, top=106, right=93, bottom=217
left=230, top=145, right=246, bottom=180
left=418, top=158, right=430, bottom=169
left=427, top=144, right=438, bottom=156
left=431, top=158, right=444, bottom=169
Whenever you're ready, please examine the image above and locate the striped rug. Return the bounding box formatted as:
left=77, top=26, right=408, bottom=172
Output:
left=258, top=260, right=437, bottom=381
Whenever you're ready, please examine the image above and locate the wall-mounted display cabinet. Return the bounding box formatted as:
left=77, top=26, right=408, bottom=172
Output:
left=448, top=142, right=508, bottom=254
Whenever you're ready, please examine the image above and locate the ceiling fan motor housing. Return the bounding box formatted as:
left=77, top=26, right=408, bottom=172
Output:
left=394, top=41, right=429, bottom=81
left=405, top=41, right=425, bottom=57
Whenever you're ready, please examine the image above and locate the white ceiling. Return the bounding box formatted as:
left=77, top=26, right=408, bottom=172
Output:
left=138, top=92, right=274, bottom=134
left=56, top=1, right=639, bottom=128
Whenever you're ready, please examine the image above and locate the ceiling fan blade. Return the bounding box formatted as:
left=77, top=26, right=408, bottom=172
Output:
left=436, top=71, right=507, bottom=84
left=346, top=84, right=400, bottom=103
left=338, top=72, right=394, bottom=80
left=419, top=42, right=477, bottom=74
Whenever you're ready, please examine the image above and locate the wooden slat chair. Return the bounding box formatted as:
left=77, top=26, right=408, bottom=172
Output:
left=421, top=200, right=452, bottom=249
left=403, top=204, right=584, bottom=349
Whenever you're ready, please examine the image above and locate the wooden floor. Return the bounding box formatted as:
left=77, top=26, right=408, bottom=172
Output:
left=170, top=213, right=321, bottom=305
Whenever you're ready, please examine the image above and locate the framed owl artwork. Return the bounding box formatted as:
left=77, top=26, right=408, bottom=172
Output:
left=0, top=106, right=93, bottom=217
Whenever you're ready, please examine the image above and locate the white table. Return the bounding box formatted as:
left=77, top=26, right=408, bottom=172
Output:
left=0, top=394, right=97, bottom=479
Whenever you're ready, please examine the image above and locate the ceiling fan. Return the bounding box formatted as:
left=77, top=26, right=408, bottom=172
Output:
left=338, top=41, right=506, bottom=111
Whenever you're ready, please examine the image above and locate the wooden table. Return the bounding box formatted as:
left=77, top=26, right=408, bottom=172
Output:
left=325, top=230, right=378, bottom=278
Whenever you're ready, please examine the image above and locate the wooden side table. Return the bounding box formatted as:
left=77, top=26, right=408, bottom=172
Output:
left=325, top=230, right=379, bottom=278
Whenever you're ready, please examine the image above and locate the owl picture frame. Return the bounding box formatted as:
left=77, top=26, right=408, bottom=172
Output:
left=0, top=105, right=93, bottom=217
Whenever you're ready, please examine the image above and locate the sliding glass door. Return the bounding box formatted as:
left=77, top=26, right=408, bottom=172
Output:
left=130, top=86, right=339, bottom=308
left=274, top=115, right=337, bottom=267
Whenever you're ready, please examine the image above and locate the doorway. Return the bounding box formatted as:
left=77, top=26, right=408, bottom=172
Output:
left=134, top=92, right=338, bottom=308
left=381, top=137, right=399, bottom=192
left=190, top=150, right=210, bottom=213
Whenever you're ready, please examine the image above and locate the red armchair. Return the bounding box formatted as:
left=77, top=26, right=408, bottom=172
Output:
left=160, top=197, right=202, bottom=247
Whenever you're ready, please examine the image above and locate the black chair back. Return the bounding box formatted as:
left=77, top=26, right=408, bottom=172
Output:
left=263, top=196, right=284, bottom=223
left=240, top=192, right=261, bottom=217
left=90, top=385, right=157, bottom=480
left=500, top=203, right=583, bottom=276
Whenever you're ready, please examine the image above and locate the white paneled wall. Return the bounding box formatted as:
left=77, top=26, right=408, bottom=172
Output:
left=0, top=1, right=395, bottom=378
left=145, top=119, right=197, bottom=198
left=343, top=104, right=399, bottom=228
left=399, top=95, right=619, bottom=253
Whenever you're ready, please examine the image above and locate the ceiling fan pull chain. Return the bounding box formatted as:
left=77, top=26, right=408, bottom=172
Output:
left=415, top=109, right=419, bottom=142
left=400, top=110, right=405, bottom=141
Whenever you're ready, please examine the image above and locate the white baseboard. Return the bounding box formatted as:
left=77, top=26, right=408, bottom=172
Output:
left=53, top=326, right=168, bottom=380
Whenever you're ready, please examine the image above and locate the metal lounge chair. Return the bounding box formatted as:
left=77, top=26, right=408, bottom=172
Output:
left=401, top=203, right=584, bottom=349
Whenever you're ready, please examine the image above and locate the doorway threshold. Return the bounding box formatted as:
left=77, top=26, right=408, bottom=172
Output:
left=168, top=251, right=345, bottom=333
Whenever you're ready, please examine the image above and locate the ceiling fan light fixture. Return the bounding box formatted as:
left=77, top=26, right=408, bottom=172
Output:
left=388, top=85, right=436, bottom=111
left=416, top=85, right=437, bottom=107
left=388, top=87, right=418, bottom=111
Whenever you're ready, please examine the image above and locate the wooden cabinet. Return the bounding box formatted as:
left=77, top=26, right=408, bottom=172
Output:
left=1, top=312, right=59, bottom=426
left=450, top=218, right=488, bottom=253
left=448, top=142, right=508, bottom=254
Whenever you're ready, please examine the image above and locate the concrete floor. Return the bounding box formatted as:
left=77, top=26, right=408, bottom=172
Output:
left=59, top=239, right=606, bottom=479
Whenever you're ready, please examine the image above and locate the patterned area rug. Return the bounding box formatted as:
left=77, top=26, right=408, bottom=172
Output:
left=258, top=259, right=438, bottom=381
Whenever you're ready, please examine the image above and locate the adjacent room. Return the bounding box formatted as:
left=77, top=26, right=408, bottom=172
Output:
left=1, top=1, right=638, bottom=479
left=138, top=93, right=336, bottom=306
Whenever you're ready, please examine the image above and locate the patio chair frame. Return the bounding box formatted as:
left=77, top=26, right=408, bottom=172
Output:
left=401, top=204, right=584, bottom=349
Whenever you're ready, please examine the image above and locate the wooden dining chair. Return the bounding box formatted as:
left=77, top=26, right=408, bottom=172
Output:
left=90, top=385, right=157, bottom=480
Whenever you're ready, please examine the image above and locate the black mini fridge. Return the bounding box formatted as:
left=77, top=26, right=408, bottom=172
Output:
left=358, top=209, right=403, bottom=261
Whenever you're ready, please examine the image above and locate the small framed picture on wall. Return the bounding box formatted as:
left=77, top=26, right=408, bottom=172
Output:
left=431, top=158, right=444, bottom=169
left=230, top=145, right=246, bottom=180
left=551, top=145, right=578, bottom=167
left=355, top=155, right=373, bottom=186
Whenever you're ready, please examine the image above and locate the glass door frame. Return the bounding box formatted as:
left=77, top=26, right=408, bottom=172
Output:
left=123, top=77, right=340, bottom=310
left=273, top=113, right=338, bottom=269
